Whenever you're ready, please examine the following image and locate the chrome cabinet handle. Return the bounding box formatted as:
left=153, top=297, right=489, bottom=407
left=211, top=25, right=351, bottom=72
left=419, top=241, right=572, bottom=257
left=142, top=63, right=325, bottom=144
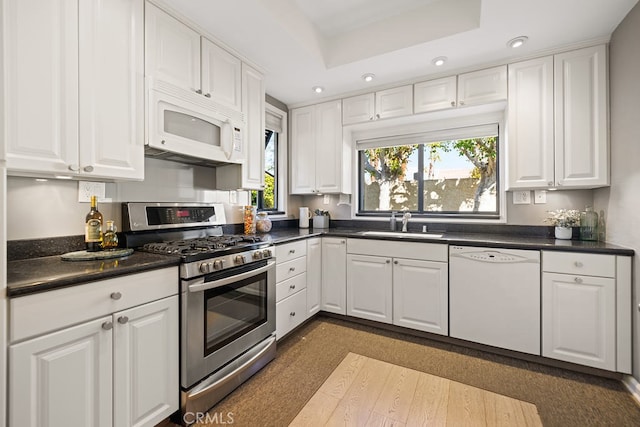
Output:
left=386, top=259, right=391, bottom=264
left=204, top=93, right=211, bottom=98
left=289, top=249, right=295, bottom=254
left=340, top=240, right=345, bottom=244
left=110, top=292, right=122, bottom=300
left=451, top=101, right=456, bottom=107
left=394, top=260, right=399, bottom=264
left=161, top=139, right=166, bottom=145
left=102, top=321, right=113, bottom=330
left=548, top=181, right=554, bottom=186
left=289, top=267, right=296, bottom=272
left=376, top=113, right=380, bottom=119
left=117, top=316, right=129, bottom=324
left=574, top=261, right=583, bottom=268
left=289, top=284, right=296, bottom=290
left=459, top=100, right=465, bottom=106
left=83, top=165, right=94, bottom=173
left=574, top=277, right=583, bottom=284
left=68, top=164, right=80, bottom=172
left=290, top=311, right=296, bottom=317
left=195, top=89, right=202, bottom=94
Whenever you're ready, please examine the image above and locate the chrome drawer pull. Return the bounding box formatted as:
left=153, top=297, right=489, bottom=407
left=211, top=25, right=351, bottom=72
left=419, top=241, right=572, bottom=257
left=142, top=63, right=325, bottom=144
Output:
left=574, top=261, right=583, bottom=268
left=574, top=277, right=583, bottom=284
left=289, top=267, right=296, bottom=272
left=117, top=316, right=129, bottom=324
left=289, top=284, right=296, bottom=290
left=290, top=311, right=296, bottom=317
left=102, top=321, right=113, bottom=330
left=110, top=292, right=122, bottom=300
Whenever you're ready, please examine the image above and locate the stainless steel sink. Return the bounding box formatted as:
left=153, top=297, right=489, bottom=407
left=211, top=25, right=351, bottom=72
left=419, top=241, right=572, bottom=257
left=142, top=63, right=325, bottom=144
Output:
left=360, top=231, right=443, bottom=239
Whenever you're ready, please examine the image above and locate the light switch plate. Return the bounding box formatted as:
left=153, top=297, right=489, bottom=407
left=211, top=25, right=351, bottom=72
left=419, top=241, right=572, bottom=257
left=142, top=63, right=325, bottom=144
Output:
left=512, top=191, right=531, bottom=205
left=78, top=181, right=106, bottom=202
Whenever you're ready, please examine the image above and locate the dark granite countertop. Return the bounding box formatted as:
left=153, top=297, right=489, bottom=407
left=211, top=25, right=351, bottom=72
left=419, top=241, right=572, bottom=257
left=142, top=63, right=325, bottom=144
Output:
left=262, top=227, right=635, bottom=256
left=7, top=251, right=180, bottom=298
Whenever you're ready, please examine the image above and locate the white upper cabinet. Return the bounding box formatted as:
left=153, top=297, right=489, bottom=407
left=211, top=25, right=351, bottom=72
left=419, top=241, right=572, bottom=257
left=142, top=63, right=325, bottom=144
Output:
left=145, top=2, right=200, bottom=92
left=145, top=3, right=242, bottom=111
left=413, top=76, right=457, bottom=113
left=342, top=85, right=413, bottom=125
left=290, top=100, right=348, bottom=194
left=507, top=45, right=608, bottom=190
left=554, top=45, right=608, bottom=188
left=202, top=38, right=242, bottom=110
left=507, top=56, right=555, bottom=189
left=457, top=66, right=507, bottom=107
left=240, top=63, right=265, bottom=190
left=414, top=67, right=506, bottom=114
left=4, top=0, right=144, bottom=180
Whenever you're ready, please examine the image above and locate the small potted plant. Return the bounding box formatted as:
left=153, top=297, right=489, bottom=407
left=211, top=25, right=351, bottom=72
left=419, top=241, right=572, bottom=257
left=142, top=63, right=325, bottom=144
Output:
left=544, top=209, right=581, bottom=239
left=313, top=209, right=330, bottom=229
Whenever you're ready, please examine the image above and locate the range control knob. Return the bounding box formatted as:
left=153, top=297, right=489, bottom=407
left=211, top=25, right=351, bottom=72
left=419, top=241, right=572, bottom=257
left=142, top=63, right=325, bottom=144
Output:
left=262, top=249, right=272, bottom=258
left=213, top=259, right=225, bottom=270
left=199, top=263, right=210, bottom=273
left=252, top=251, right=263, bottom=260
left=234, top=255, right=245, bottom=265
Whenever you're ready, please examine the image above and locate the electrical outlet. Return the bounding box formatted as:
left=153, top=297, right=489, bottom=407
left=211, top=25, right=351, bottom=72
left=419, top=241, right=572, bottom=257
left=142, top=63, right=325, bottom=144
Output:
left=512, top=191, right=531, bottom=205
left=534, top=190, right=547, bottom=204
left=78, top=181, right=106, bottom=202
left=323, top=194, right=330, bottom=205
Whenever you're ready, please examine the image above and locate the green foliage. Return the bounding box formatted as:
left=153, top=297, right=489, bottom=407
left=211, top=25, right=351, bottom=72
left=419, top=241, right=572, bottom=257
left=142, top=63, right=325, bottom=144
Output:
left=364, top=145, right=418, bottom=182
left=262, top=173, right=275, bottom=209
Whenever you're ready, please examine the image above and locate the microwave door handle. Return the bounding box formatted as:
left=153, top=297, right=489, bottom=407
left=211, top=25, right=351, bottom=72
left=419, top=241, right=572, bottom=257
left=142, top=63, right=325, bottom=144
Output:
left=220, top=120, right=232, bottom=159
left=188, top=261, right=274, bottom=293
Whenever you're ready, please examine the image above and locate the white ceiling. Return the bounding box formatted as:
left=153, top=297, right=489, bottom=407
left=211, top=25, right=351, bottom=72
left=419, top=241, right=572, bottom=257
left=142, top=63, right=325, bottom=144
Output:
left=159, top=0, right=638, bottom=107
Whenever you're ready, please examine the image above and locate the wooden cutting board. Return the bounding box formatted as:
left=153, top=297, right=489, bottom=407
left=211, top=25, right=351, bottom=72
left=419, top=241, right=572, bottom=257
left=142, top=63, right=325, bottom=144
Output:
left=61, top=248, right=134, bottom=261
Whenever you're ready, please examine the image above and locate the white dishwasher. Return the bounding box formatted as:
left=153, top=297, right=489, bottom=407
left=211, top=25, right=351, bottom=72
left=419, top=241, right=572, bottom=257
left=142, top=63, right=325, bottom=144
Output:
left=449, top=246, right=540, bottom=355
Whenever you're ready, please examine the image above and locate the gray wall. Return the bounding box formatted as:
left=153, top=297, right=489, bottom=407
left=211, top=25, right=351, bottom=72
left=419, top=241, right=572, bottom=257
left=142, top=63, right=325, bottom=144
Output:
left=594, top=1, right=640, bottom=381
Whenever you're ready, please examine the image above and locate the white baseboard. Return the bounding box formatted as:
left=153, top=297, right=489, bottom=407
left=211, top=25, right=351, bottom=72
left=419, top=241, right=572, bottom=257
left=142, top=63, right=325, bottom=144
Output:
left=622, top=375, right=640, bottom=405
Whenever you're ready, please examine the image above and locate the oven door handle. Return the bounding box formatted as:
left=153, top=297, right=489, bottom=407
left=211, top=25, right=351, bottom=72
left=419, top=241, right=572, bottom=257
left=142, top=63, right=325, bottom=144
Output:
left=187, top=260, right=274, bottom=293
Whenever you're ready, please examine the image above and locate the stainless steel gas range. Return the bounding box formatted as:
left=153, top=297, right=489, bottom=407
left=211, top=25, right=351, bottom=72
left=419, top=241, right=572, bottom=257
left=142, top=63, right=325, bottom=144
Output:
left=122, top=202, right=276, bottom=422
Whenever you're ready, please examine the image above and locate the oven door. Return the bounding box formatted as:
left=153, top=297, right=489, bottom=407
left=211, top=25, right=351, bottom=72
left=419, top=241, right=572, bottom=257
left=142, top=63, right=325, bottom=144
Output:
left=181, top=259, right=275, bottom=388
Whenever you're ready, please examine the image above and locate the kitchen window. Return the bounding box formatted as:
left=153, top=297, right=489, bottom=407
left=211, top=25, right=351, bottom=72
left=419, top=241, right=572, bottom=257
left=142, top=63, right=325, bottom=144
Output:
left=251, top=103, right=287, bottom=214
left=357, top=124, right=500, bottom=219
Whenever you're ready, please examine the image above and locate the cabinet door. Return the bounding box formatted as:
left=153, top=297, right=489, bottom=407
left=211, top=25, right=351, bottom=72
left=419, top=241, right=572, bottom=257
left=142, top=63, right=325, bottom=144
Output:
left=114, top=296, right=179, bottom=427
left=145, top=2, right=200, bottom=92
left=202, top=38, right=242, bottom=110
left=375, top=85, right=413, bottom=120
left=342, top=93, right=375, bottom=125
left=347, top=254, right=393, bottom=323
left=4, top=0, right=79, bottom=175
left=542, top=272, right=615, bottom=370
left=554, top=45, right=608, bottom=188
left=78, top=0, right=144, bottom=180
left=306, top=238, right=323, bottom=316
left=240, top=63, right=266, bottom=190
left=290, top=106, right=316, bottom=194
left=321, top=238, right=347, bottom=314
left=393, top=259, right=448, bottom=335
left=9, top=316, right=113, bottom=427
left=414, top=76, right=457, bottom=113
left=457, top=66, right=507, bottom=106
left=315, top=100, right=343, bottom=193
left=507, top=56, right=555, bottom=189
left=276, top=289, right=308, bottom=339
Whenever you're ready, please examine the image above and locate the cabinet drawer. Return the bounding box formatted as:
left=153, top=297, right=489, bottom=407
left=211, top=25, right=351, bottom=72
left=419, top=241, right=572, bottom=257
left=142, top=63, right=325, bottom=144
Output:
left=276, top=256, right=307, bottom=282
left=542, top=251, right=615, bottom=277
left=276, top=288, right=307, bottom=339
left=275, top=240, right=307, bottom=263
left=10, top=267, right=178, bottom=342
left=347, top=238, right=447, bottom=262
left=276, top=272, right=307, bottom=303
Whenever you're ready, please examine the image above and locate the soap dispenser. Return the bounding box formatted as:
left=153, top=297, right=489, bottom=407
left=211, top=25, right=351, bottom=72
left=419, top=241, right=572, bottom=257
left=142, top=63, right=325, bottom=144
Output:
left=390, top=211, right=397, bottom=231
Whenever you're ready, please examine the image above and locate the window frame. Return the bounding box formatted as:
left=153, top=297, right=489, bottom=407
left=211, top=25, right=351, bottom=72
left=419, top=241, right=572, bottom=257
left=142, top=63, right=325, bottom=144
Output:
left=256, top=103, right=288, bottom=217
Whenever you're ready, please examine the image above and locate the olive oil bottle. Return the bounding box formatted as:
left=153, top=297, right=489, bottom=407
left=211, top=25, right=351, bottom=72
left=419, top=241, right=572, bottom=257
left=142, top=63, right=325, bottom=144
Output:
left=85, top=195, right=103, bottom=251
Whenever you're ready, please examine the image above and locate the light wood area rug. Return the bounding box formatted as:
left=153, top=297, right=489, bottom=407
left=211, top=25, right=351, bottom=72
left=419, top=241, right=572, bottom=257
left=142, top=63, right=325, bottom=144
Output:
left=290, top=352, right=543, bottom=427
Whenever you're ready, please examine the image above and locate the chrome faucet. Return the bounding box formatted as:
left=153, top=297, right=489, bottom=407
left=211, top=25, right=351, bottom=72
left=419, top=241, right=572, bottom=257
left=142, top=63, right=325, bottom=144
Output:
left=401, top=211, right=411, bottom=232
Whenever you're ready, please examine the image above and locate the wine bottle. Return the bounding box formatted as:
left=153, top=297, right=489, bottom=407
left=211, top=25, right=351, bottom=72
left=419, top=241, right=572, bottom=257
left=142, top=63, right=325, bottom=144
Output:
left=85, top=195, right=103, bottom=252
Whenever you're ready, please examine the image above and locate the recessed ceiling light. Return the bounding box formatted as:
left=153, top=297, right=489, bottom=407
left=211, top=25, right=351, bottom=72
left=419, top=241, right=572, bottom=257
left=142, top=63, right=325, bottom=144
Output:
left=312, top=86, right=324, bottom=94
left=362, top=73, right=375, bottom=83
left=507, top=36, right=528, bottom=49
left=432, top=56, right=447, bottom=67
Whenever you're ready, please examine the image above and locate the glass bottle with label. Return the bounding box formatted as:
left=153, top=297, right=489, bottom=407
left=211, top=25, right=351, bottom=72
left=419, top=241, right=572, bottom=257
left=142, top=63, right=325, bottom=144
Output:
left=85, top=195, right=103, bottom=251
left=102, top=220, right=118, bottom=250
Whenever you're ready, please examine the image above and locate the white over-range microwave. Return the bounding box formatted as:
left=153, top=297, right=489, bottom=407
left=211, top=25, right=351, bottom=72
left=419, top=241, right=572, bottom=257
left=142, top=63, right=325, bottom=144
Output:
left=146, top=79, right=245, bottom=166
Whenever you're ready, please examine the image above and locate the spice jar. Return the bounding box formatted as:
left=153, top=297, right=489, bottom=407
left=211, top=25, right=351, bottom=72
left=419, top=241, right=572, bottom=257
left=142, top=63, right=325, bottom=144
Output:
left=102, top=220, right=119, bottom=250
left=256, top=212, right=272, bottom=233
left=243, top=206, right=256, bottom=234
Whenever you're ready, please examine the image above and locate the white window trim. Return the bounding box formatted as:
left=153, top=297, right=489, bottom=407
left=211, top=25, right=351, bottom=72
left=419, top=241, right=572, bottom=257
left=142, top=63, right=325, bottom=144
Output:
left=265, top=103, right=288, bottom=218
left=349, top=108, right=507, bottom=223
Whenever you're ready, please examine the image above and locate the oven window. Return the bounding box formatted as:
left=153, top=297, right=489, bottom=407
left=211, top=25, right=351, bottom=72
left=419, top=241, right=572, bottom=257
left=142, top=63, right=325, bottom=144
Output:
left=164, top=110, right=221, bottom=147
left=204, top=272, right=267, bottom=356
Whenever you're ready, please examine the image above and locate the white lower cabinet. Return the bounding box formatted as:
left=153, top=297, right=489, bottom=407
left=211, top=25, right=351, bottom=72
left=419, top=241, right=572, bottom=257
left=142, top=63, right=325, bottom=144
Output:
left=347, top=254, right=393, bottom=323
left=346, top=239, right=448, bottom=335
left=542, top=251, right=631, bottom=373
left=8, top=268, right=179, bottom=427
left=321, top=237, right=347, bottom=314
left=393, top=258, right=448, bottom=335
left=306, top=238, right=322, bottom=316
left=275, top=241, right=308, bottom=339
